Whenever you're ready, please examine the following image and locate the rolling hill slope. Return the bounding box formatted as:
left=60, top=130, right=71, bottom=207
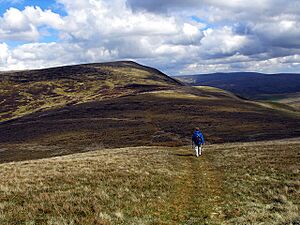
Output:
left=176, top=72, right=300, bottom=100
left=0, top=62, right=300, bottom=162
left=0, top=61, right=181, bottom=123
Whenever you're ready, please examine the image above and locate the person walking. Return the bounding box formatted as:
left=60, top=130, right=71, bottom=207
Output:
left=192, top=127, right=205, bottom=157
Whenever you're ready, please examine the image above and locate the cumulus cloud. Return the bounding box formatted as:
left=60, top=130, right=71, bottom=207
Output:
left=199, top=27, right=250, bottom=58
left=1, top=0, right=205, bottom=71
left=253, top=19, right=300, bottom=49
left=0, top=6, right=64, bottom=41
left=127, top=0, right=201, bottom=12
left=0, top=43, right=9, bottom=69
left=0, top=42, right=119, bottom=71
left=0, top=0, right=300, bottom=74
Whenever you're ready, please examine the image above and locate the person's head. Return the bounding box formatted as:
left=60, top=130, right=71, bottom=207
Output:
left=195, top=127, right=200, bottom=132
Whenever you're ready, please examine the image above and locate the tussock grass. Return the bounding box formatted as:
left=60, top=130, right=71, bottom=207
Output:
left=0, top=147, right=186, bottom=224
left=208, top=140, right=300, bottom=224
left=0, top=140, right=299, bottom=224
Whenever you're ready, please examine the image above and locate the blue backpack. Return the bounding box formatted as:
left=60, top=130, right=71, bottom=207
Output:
left=192, top=131, right=204, bottom=145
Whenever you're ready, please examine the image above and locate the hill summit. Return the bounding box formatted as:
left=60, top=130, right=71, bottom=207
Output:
left=0, top=61, right=181, bottom=122
left=0, top=61, right=299, bottom=162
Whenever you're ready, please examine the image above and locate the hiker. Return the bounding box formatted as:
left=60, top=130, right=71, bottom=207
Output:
left=192, top=128, right=205, bottom=157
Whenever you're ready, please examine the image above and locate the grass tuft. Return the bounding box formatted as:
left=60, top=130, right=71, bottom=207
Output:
left=0, top=140, right=299, bottom=224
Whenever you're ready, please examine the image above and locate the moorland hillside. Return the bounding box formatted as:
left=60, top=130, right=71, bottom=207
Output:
left=0, top=62, right=299, bottom=162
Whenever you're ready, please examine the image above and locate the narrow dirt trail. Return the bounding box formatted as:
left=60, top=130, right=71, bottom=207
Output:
left=167, top=147, right=225, bottom=224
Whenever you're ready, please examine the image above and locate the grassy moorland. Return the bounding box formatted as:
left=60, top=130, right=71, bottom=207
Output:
left=0, top=62, right=299, bottom=224
left=0, top=61, right=180, bottom=123
left=1, top=80, right=300, bottom=163
left=0, top=139, right=299, bottom=224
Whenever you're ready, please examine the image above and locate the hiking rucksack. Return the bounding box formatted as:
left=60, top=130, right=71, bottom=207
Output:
left=193, top=132, right=203, bottom=145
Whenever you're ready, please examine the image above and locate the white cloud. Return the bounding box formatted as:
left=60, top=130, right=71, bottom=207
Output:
left=199, top=27, right=249, bottom=58
left=1, top=0, right=300, bottom=74
left=22, top=6, right=65, bottom=29
left=203, top=0, right=270, bottom=12
left=0, top=43, right=9, bottom=68
left=58, top=0, right=180, bottom=42
left=181, top=54, right=300, bottom=74
left=253, top=18, right=300, bottom=49
left=0, top=6, right=64, bottom=41
left=1, top=42, right=118, bottom=71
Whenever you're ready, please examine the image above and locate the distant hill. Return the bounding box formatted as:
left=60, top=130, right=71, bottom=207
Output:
left=176, top=72, right=300, bottom=100
left=0, top=61, right=181, bottom=123
left=0, top=62, right=299, bottom=162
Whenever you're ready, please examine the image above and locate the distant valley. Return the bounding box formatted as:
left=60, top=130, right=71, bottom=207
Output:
left=176, top=72, right=300, bottom=110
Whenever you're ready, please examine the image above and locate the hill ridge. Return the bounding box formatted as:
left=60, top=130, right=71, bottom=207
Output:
left=0, top=61, right=300, bottom=163
left=0, top=61, right=182, bottom=85
left=0, top=61, right=182, bottom=123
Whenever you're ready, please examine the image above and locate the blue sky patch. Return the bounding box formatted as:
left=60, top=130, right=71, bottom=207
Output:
left=0, top=0, right=66, bottom=16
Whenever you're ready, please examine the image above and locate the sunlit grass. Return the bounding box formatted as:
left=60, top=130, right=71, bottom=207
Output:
left=0, top=140, right=299, bottom=224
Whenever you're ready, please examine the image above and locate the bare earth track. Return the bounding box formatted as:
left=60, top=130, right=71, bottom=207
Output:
left=0, top=62, right=299, bottom=224
left=0, top=139, right=299, bottom=224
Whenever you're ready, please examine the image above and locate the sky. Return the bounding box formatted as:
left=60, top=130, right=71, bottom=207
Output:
left=0, top=0, right=300, bottom=75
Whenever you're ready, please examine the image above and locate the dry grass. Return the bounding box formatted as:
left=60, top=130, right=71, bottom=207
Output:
left=145, top=90, right=213, bottom=100
left=0, top=139, right=299, bottom=224
left=194, top=86, right=239, bottom=99
left=207, top=139, right=300, bottom=225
